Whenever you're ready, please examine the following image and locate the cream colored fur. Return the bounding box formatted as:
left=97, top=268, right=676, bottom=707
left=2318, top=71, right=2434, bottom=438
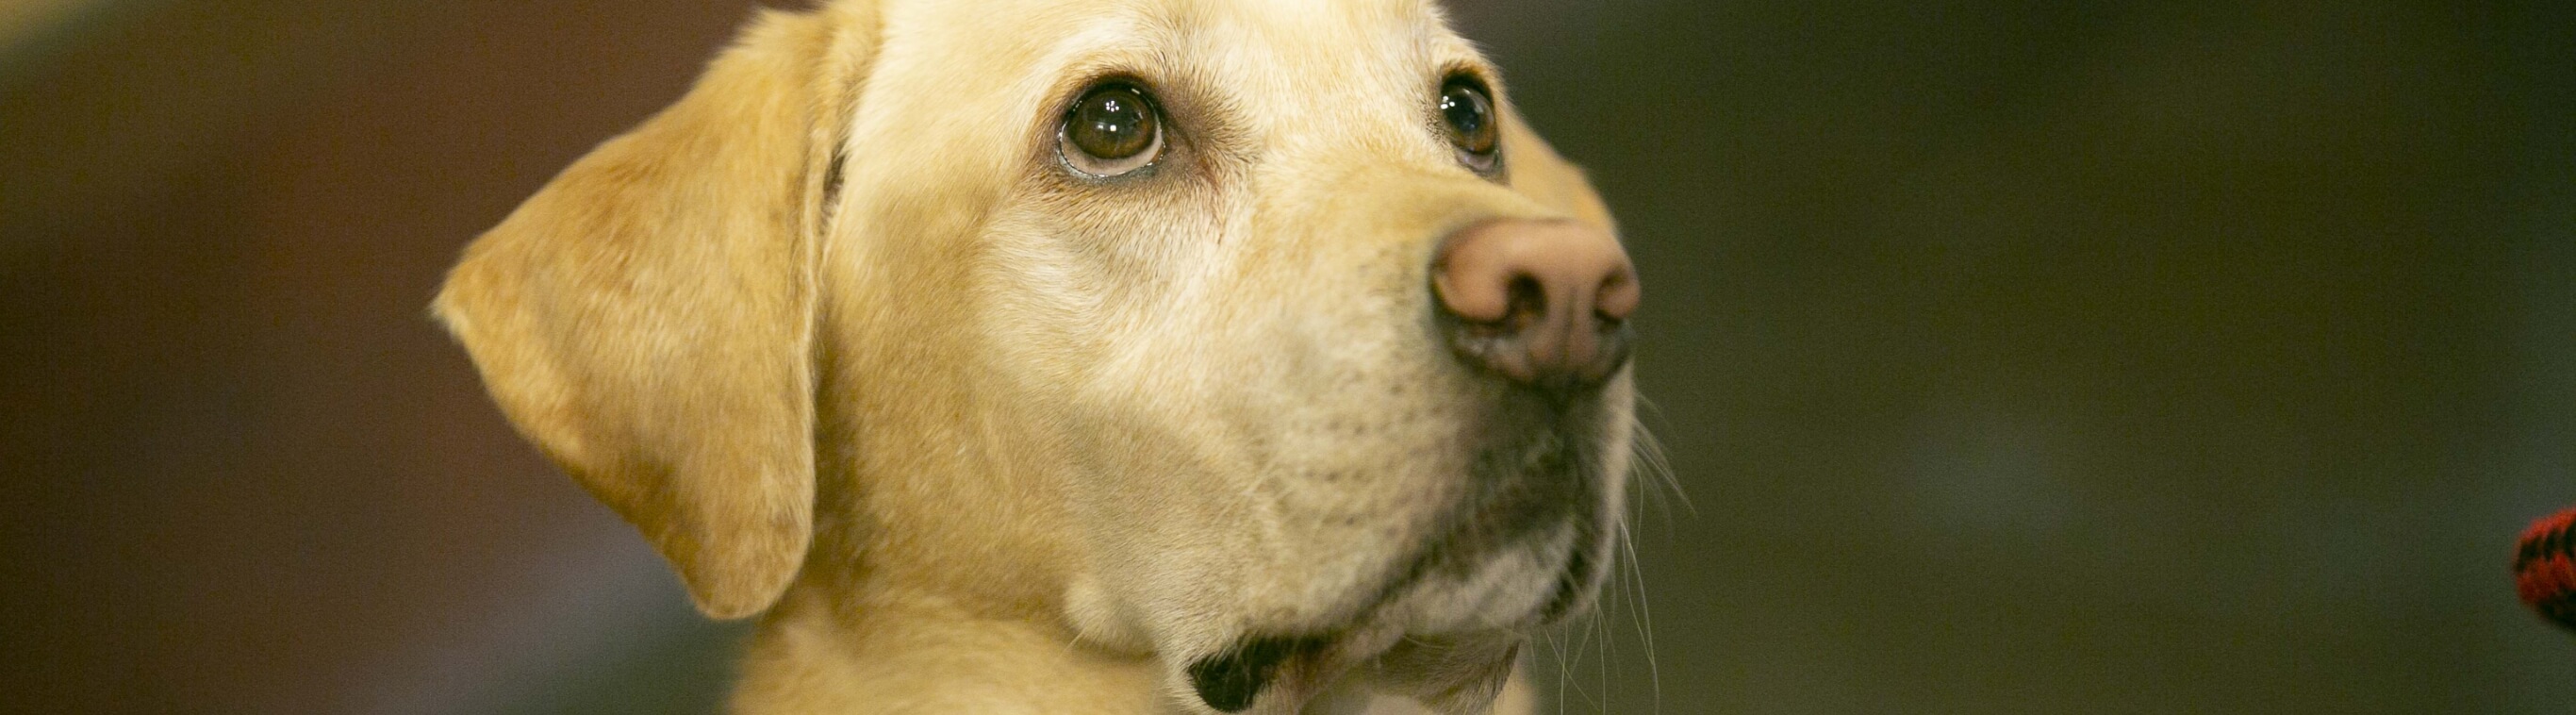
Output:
left=435, top=1, right=1630, bottom=712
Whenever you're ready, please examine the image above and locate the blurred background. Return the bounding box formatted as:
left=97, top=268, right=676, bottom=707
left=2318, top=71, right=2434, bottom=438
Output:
left=2, top=0, right=2569, bottom=712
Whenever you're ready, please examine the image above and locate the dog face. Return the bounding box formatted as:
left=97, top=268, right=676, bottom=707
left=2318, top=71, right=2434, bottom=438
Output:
left=437, top=0, right=1635, bottom=711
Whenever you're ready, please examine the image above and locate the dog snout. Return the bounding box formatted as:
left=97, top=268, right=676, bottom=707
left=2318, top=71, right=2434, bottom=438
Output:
left=1431, top=219, right=1640, bottom=391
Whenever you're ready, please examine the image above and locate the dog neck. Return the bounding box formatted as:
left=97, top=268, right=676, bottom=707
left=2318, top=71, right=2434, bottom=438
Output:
left=732, top=587, right=1533, bottom=714
left=722, top=279, right=1162, bottom=711
left=730, top=581, right=1163, bottom=712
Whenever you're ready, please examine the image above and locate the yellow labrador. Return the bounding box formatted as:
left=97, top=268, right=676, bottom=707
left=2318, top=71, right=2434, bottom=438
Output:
left=435, top=0, right=1639, bottom=712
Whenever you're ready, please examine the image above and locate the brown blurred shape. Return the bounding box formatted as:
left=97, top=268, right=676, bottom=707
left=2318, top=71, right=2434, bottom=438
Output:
left=0, top=2, right=761, bottom=712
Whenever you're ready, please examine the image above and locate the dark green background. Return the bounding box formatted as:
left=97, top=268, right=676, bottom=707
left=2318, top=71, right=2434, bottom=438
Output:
left=1452, top=1, right=2576, bottom=711
left=3, top=1, right=2568, bottom=712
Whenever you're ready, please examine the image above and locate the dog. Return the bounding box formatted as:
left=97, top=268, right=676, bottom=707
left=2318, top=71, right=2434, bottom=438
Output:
left=435, top=0, right=1639, bottom=712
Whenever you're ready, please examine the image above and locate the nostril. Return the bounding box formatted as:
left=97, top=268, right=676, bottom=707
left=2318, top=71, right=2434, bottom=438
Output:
left=1432, top=218, right=1640, bottom=389
left=1502, top=274, right=1546, bottom=330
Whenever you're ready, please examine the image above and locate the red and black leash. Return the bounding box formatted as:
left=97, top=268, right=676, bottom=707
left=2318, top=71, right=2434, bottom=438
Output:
left=2515, top=505, right=2576, bottom=632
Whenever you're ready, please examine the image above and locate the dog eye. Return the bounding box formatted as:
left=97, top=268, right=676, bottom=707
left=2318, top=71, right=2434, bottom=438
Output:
left=1437, top=77, right=1498, bottom=173
left=1059, top=83, right=1164, bottom=177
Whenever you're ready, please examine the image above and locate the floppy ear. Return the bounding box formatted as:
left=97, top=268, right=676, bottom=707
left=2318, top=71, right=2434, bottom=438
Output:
left=1501, top=106, right=1618, bottom=232
left=433, top=8, right=873, bottom=619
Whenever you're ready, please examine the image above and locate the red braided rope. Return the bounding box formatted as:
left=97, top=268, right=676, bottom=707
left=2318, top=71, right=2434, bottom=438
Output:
left=2515, top=506, right=2576, bottom=631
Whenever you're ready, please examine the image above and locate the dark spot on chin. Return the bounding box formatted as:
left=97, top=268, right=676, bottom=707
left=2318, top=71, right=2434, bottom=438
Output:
left=1186, top=635, right=1331, bottom=712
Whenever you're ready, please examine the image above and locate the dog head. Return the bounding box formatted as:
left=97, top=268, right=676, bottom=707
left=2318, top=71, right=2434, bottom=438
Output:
left=436, top=1, right=1638, bottom=711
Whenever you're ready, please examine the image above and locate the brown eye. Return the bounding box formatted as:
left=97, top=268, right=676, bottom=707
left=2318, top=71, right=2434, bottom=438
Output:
left=1438, top=77, right=1498, bottom=172
left=1059, top=83, right=1163, bottom=177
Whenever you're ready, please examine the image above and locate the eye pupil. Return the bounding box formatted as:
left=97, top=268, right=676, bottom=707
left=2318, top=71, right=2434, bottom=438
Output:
left=1441, top=93, right=1481, bottom=136
left=1439, top=79, right=1498, bottom=166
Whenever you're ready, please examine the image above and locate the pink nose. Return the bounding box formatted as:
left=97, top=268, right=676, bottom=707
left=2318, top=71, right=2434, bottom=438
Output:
left=1432, top=219, right=1640, bottom=391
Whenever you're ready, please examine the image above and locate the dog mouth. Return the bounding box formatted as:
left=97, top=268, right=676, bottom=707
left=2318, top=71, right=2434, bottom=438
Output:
left=1181, top=528, right=1594, bottom=713
left=1412, top=384, right=1622, bottom=620
left=1182, top=390, right=1621, bottom=712
left=1182, top=541, right=1591, bottom=713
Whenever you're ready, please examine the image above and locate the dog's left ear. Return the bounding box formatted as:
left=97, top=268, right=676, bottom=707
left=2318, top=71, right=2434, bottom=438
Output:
left=434, top=7, right=876, bottom=619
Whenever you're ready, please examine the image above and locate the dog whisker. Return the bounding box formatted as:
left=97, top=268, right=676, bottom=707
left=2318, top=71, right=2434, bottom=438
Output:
left=1630, top=396, right=1693, bottom=519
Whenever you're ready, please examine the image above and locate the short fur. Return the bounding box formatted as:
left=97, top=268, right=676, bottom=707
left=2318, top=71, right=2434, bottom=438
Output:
left=436, top=1, right=1632, bottom=712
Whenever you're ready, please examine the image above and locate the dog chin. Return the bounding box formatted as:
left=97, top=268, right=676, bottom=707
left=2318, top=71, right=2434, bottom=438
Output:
left=1165, top=518, right=1601, bottom=714
left=1379, top=520, right=1589, bottom=635
left=1159, top=537, right=1576, bottom=707
left=1311, top=439, right=1619, bottom=639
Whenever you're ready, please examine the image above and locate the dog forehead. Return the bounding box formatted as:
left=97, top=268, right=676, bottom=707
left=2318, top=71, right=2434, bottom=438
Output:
left=885, top=0, right=1477, bottom=163
left=1172, top=0, right=1458, bottom=100
left=880, top=0, right=1463, bottom=93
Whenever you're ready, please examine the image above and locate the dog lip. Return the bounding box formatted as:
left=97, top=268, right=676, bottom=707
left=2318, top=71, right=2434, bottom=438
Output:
left=1536, top=525, right=1604, bottom=622
left=1181, top=393, right=1619, bottom=710
left=1186, top=474, right=1595, bottom=711
left=1367, top=408, right=1614, bottom=627
left=1347, top=481, right=1589, bottom=627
